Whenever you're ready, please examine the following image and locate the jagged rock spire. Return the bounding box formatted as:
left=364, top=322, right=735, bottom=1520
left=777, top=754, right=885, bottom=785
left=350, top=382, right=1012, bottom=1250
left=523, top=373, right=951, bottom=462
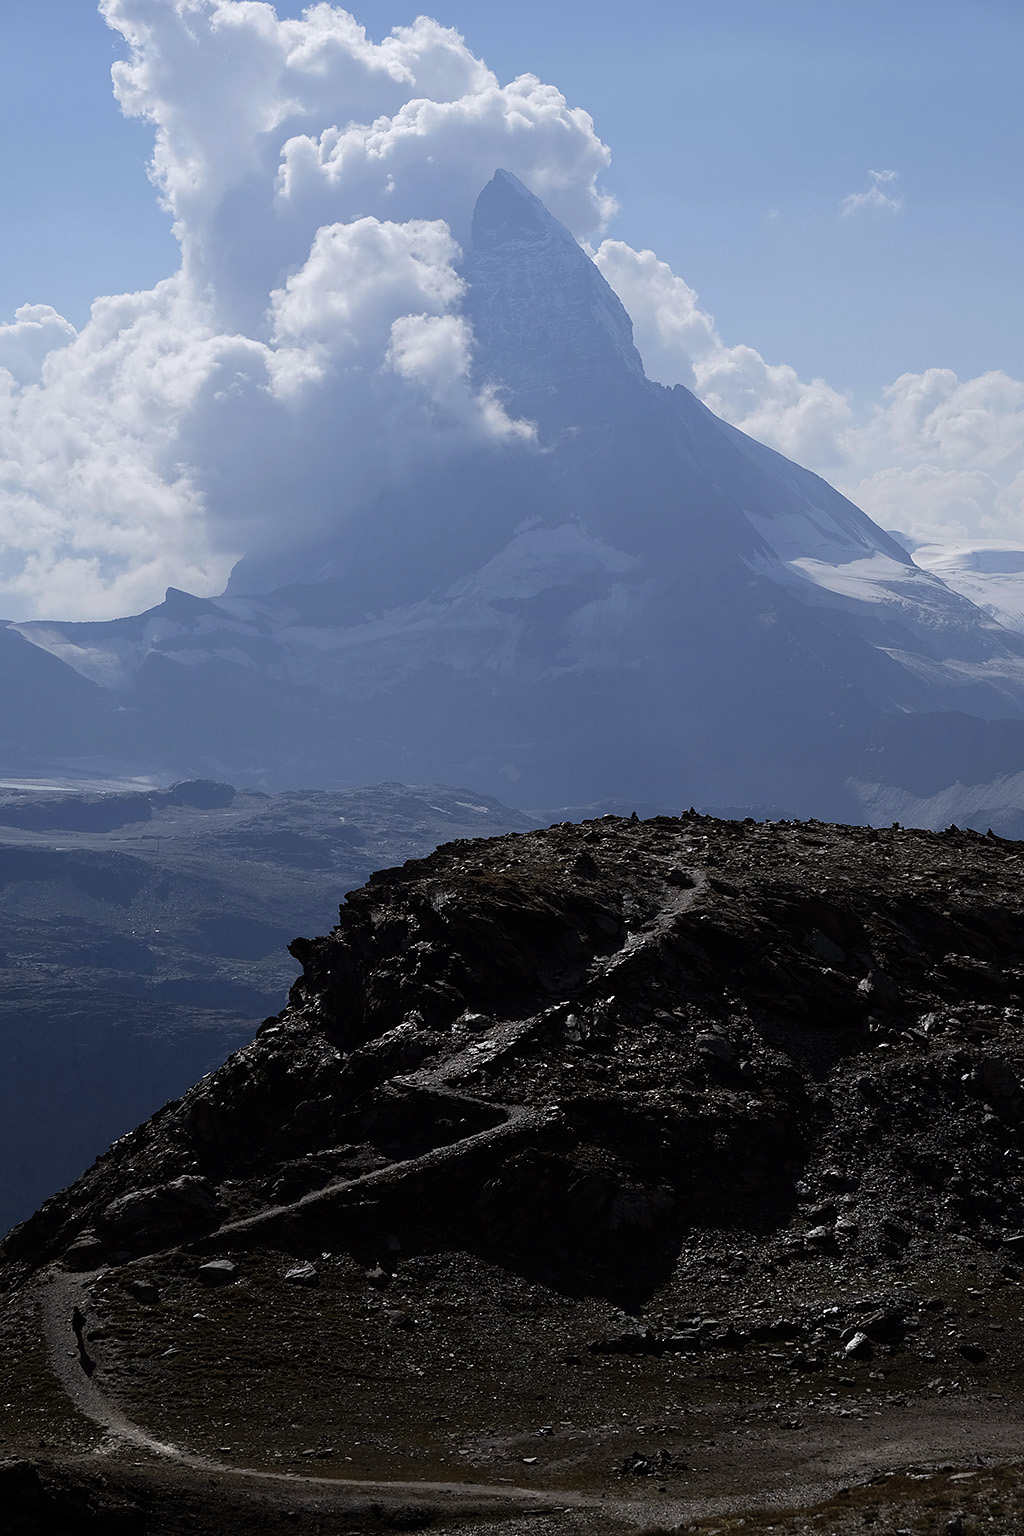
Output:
left=463, top=168, right=646, bottom=411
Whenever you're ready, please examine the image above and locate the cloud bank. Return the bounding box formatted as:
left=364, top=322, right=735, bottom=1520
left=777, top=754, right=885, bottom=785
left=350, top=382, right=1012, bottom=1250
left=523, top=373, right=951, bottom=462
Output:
left=0, top=4, right=1021, bottom=620
left=0, top=1, right=612, bottom=618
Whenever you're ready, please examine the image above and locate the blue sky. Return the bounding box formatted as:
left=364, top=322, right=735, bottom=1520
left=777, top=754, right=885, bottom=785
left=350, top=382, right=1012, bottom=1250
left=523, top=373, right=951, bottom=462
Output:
left=2, top=0, right=1021, bottom=402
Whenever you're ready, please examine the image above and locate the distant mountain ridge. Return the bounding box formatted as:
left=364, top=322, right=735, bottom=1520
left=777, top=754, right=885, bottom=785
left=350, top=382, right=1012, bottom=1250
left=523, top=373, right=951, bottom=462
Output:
left=5, top=169, right=1024, bottom=828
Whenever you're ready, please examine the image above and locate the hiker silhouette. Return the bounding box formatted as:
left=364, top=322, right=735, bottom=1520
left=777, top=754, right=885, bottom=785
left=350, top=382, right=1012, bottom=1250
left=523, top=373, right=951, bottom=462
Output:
left=71, top=1305, right=95, bottom=1377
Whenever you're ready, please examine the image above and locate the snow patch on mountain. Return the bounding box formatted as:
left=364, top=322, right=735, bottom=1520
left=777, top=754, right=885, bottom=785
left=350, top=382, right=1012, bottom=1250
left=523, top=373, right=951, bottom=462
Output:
left=449, top=522, right=640, bottom=603
left=853, top=767, right=1024, bottom=831
left=910, top=542, right=1024, bottom=634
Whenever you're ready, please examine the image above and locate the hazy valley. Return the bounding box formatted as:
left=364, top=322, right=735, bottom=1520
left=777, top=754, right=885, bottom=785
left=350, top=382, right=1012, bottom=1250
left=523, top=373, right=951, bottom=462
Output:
left=0, top=778, right=533, bottom=1238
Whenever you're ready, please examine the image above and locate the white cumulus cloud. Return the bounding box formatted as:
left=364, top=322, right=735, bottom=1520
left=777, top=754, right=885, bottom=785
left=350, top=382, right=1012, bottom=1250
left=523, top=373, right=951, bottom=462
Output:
left=0, top=1, right=612, bottom=619
left=0, top=305, right=79, bottom=387
left=595, top=240, right=851, bottom=467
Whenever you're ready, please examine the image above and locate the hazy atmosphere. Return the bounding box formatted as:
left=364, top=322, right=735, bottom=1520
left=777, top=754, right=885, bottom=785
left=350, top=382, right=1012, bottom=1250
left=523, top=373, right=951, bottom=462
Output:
left=1, top=0, right=1022, bottom=620
left=9, top=10, right=1024, bottom=1534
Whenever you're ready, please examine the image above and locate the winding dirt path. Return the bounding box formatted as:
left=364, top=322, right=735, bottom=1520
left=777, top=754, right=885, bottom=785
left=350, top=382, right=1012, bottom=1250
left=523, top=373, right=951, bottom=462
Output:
left=39, top=1268, right=212, bottom=1465
left=201, top=1092, right=546, bottom=1251
left=36, top=1263, right=1024, bottom=1532
left=35, top=1264, right=638, bottom=1523
left=29, top=973, right=1024, bottom=1528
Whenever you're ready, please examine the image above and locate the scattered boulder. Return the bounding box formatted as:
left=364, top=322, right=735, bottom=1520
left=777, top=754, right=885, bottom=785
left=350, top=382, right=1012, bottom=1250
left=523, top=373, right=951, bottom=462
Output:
left=283, top=1262, right=318, bottom=1286
left=662, top=1331, right=703, bottom=1353
left=695, top=1033, right=736, bottom=1064
left=843, top=1331, right=872, bottom=1359
left=63, top=1230, right=107, bottom=1270
left=385, top=1308, right=416, bottom=1330
left=127, top=1279, right=160, bottom=1304
left=198, top=1259, right=237, bottom=1286
left=588, top=1331, right=660, bottom=1356
left=100, top=1176, right=219, bottom=1238
left=861, top=1308, right=907, bottom=1345
left=616, top=1449, right=688, bottom=1478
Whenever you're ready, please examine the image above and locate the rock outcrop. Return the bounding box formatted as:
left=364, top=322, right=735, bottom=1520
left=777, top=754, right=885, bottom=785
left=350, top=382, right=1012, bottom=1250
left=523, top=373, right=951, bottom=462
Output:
left=7, top=810, right=1024, bottom=1287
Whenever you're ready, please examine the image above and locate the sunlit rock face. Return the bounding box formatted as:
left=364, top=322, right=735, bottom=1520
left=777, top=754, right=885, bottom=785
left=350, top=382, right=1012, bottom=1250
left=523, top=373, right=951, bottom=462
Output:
left=6, top=171, right=1024, bottom=825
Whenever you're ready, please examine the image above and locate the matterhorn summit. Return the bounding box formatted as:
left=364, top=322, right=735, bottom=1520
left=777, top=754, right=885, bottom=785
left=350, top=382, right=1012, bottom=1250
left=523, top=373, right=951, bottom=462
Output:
left=465, top=168, right=648, bottom=404
left=6, top=171, right=1024, bottom=828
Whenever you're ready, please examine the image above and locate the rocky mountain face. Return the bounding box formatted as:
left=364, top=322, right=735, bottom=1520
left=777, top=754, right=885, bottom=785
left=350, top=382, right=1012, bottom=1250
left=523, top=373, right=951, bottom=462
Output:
left=0, top=779, right=531, bottom=1238
left=5, top=172, right=1024, bottom=826
left=7, top=814, right=1024, bottom=1531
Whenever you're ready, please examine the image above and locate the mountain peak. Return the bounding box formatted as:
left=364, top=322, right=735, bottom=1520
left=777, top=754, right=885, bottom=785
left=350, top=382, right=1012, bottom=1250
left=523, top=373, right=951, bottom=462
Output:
left=463, top=169, right=646, bottom=410
left=471, top=168, right=572, bottom=250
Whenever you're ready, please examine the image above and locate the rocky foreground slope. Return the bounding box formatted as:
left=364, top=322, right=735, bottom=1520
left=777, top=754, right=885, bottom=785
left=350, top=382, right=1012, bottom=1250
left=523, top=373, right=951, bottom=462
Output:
left=6, top=812, right=1024, bottom=1532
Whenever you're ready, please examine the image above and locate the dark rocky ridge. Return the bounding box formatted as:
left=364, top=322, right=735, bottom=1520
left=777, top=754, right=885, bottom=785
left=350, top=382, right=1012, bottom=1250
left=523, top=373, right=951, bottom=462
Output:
left=7, top=815, right=1024, bottom=1530
left=8, top=805, right=1024, bottom=1282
